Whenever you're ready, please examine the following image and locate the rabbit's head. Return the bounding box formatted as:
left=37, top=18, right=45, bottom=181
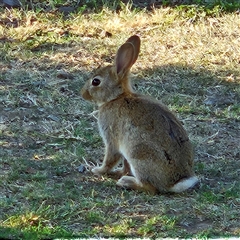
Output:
left=81, top=35, right=140, bottom=106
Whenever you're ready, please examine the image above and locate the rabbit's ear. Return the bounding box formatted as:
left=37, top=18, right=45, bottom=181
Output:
left=125, top=35, right=140, bottom=65
left=115, top=35, right=140, bottom=76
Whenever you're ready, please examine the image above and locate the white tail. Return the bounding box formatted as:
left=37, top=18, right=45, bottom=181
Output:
left=169, top=176, right=198, bottom=193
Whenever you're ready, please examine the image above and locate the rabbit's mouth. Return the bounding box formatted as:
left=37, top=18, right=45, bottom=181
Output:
left=81, top=88, right=105, bottom=107
left=81, top=86, right=93, bottom=101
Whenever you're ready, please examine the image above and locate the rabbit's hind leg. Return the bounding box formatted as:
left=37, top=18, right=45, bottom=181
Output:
left=116, top=176, right=157, bottom=194
left=108, top=159, right=132, bottom=178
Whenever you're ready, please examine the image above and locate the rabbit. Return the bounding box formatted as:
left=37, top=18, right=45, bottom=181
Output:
left=81, top=35, right=198, bottom=194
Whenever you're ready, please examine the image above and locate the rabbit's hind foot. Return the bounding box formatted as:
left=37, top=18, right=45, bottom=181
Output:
left=116, top=176, right=157, bottom=195
left=91, top=166, right=107, bottom=176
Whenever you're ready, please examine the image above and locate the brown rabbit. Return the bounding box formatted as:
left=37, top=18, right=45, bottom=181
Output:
left=81, top=35, right=198, bottom=194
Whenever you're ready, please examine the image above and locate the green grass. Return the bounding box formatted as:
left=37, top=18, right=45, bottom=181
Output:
left=3, top=0, right=240, bottom=13
left=0, top=3, right=240, bottom=239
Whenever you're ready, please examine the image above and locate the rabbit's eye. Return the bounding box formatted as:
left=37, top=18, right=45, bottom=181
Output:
left=92, top=78, right=101, bottom=86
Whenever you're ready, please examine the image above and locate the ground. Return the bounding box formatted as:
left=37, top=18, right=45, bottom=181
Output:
left=0, top=5, right=240, bottom=239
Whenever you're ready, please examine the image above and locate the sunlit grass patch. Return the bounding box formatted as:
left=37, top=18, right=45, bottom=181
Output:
left=103, top=218, right=135, bottom=237
left=1, top=210, right=72, bottom=239
left=138, top=215, right=176, bottom=237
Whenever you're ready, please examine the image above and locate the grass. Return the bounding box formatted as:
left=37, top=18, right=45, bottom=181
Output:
left=0, top=3, right=240, bottom=239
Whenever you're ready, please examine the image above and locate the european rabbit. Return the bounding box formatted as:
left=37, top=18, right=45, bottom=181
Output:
left=81, top=35, right=198, bottom=194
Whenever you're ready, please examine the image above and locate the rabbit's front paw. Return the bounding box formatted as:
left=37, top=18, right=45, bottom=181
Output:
left=91, top=166, right=106, bottom=176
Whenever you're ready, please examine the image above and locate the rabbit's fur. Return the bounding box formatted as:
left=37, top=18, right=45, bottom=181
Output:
left=81, top=35, right=198, bottom=194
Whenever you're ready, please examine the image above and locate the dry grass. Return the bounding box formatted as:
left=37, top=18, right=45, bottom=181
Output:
left=0, top=6, right=240, bottom=239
